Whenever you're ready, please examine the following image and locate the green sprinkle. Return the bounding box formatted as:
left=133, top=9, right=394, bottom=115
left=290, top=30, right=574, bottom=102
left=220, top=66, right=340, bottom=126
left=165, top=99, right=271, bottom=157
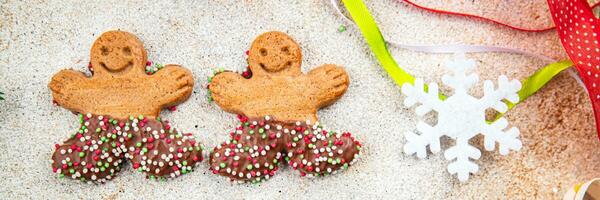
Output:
left=111, top=142, right=116, bottom=148
left=104, top=163, right=109, bottom=168
left=249, top=130, right=254, bottom=135
left=142, top=148, right=148, bottom=153
left=129, top=116, right=134, bottom=120
left=156, top=117, right=161, bottom=122
left=69, top=169, right=75, bottom=174
left=111, top=134, right=117, bottom=139
left=128, top=133, right=132, bottom=138
left=136, top=142, right=142, bottom=147
left=58, top=174, right=65, bottom=178
left=97, top=161, right=103, bottom=166
left=261, top=134, right=266, bottom=139
left=273, top=159, right=278, bottom=164
left=219, top=163, right=226, bottom=168
left=79, top=152, right=85, bottom=157
left=258, top=128, right=264, bottom=133
left=269, top=165, right=274, bottom=170
left=96, top=128, right=101, bottom=133
left=246, top=165, right=253, bottom=170
left=138, top=115, right=144, bottom=120
left=293, top=137, right=299, bottom=142
left=182, top=161, right=188, bottom=166
left=343, top=163, right=348, bottom=169
left=182, top=169, right=187, bottom=174
left=67, top=162, right=73, bottom=167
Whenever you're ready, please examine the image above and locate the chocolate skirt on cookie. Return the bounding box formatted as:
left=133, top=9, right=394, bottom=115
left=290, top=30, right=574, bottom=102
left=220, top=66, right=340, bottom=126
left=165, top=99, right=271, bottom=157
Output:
left=51, top=113, right=203, bottom=183
left=209, top=115, right=361, bottom=183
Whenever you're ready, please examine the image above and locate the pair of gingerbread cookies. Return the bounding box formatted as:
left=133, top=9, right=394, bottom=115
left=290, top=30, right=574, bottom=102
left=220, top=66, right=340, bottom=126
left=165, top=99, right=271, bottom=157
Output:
left=49, top=30, right=361, bottom=183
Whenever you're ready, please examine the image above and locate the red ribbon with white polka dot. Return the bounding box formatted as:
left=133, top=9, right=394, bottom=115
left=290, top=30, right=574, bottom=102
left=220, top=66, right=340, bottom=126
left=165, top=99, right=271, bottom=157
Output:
left=548, top=0, right=600, bottom=137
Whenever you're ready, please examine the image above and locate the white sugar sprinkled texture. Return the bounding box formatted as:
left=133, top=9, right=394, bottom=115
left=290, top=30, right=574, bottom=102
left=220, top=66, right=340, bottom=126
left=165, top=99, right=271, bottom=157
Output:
left=0, top=0, right=599, bottom=199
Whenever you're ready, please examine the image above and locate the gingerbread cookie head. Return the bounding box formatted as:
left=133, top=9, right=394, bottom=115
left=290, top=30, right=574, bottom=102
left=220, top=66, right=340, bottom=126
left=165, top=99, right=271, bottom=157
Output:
left=90, top=31, right=147, bottom=76
left=247, top=31, right=302, bottom=77
left=209, top=31, right=349, bottom=122
left=49, top=30, right=193, bottom=119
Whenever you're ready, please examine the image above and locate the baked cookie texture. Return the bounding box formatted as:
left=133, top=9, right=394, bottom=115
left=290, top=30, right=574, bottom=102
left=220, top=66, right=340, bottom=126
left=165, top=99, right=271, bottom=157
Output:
left=207, top=31, right=361, bottom=183
left=209, top=31, right=349, bottom=122
left=49, top=30, right=203, bottom=183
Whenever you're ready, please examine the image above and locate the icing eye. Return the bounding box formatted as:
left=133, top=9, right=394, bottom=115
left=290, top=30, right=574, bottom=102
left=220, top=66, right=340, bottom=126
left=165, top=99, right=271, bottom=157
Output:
left=260, top=48, right=268, bottom=56
left=101, top=46, right=109, bottom=56
left=122, top=47, right=131, bottom=56
left=281, top=46, right=290, bottom=55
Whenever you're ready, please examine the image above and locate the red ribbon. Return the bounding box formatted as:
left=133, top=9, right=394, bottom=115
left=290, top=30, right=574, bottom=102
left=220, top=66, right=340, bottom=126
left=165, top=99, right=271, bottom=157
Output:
left=404, top=0, right=600, bottom=32
left=547, top=0, right=600, bottom=137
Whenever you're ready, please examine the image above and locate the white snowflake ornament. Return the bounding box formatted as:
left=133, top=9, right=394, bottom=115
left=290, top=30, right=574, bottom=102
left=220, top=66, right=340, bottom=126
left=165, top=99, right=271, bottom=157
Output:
left=401, top=54, right=523, bottom=182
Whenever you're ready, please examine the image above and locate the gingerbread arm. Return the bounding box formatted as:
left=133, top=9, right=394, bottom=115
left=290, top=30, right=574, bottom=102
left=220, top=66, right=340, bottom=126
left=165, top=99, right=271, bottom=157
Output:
left=149, top=64, right=194, bottom=108
left=48, top=69, right=90, bottom=113
left=306, top=64, right=350, bottom=108
left=208, top=72, right=248, bottom=113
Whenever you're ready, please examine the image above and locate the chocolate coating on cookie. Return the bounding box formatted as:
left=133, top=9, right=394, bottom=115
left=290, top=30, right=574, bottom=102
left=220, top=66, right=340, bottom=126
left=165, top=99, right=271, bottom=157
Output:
left=209, top=115, right=361, bottom=183
left=125, top=118, right=203, bottom=179
left=51, top=113, right=203, bottom=183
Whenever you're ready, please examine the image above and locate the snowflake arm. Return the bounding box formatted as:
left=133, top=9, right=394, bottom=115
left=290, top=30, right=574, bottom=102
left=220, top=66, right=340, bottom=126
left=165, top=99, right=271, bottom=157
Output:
left=403, top=122, right=443, bottom=158
left=482, top=118, right=522, bottom=155
left=401, top=78, right=444, bottom=116
left=480, top=75, right=522, bottom=112
left=444, top=137, right=481, bottom=182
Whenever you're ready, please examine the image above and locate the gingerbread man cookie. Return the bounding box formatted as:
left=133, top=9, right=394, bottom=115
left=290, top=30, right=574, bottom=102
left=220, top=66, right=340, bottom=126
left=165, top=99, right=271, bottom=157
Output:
left=207, top=31, right=362, bottom=183
left=49, top=30, right=203, bottom=183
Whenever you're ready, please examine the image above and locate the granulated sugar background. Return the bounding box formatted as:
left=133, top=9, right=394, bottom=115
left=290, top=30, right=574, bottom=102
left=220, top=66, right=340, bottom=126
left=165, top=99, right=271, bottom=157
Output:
left=1, top=0, right=599, bottom=199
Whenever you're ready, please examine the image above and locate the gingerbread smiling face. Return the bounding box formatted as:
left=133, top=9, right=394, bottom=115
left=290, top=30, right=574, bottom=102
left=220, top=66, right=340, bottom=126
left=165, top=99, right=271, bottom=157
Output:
left=207, top=31, right=361, bottom=182
left=90, top=31, right=147, bottom=74
left=209, top=31, right=350, bottom=122
left=247, top=32, right=302, bottom=76
left=49, top=30, right=202, bottom=183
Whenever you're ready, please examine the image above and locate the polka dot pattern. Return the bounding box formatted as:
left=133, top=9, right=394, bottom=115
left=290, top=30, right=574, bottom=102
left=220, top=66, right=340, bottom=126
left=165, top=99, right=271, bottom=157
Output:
left=548, top=0, right=600, bottom=136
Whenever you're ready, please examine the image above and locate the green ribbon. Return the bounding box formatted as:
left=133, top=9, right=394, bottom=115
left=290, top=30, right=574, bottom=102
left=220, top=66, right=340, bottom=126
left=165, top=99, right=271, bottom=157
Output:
left=342, top=0, right=573, bottom=120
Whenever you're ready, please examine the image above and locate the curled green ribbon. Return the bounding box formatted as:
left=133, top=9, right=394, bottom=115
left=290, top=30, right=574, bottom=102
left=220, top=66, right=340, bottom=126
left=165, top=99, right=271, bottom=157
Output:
left=341, top=0, right=573, bottom=120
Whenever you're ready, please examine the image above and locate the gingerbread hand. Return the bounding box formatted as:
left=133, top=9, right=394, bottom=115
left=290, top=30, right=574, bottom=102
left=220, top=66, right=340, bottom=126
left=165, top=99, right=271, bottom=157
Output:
left=307, top=64, right=350, bottom=108
left=207, top=31, right=361, bottom=183
left=49, top=30, right=202, bottom=183
left=150, top=64, right=194, bottom=108
left=209, top=71, right=247, bottom=113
